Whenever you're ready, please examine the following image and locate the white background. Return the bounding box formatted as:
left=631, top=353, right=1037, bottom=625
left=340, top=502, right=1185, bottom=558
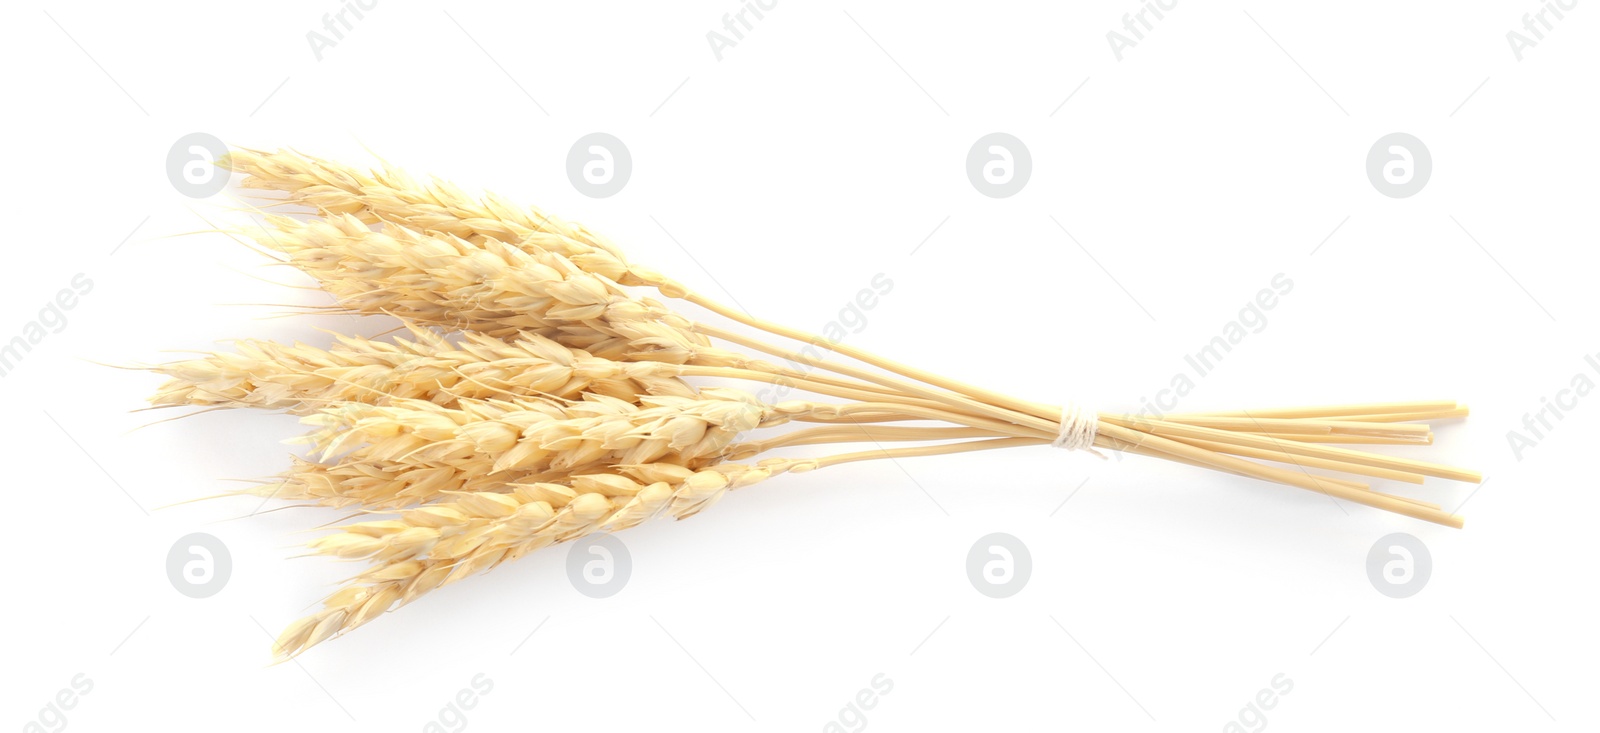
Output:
left=3, top=2, right=1596, bottom=731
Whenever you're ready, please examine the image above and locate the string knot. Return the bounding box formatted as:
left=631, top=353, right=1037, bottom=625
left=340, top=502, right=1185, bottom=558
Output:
left=1053, top=403, right=1104, bottom=458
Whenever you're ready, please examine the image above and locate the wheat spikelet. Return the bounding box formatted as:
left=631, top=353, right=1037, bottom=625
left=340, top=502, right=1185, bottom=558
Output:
left=247, top=214, right=659, bottom=334
left=261, top=399, right=744, bottom=509
left=149, top=325, right=694, bottom=414
left=257, top=456, right=571, bottom=510
left=302, top=389, right=776, bottom=474
left=224, top=147, right=642, bottom=284
left=258, top=387, right=785, bottom=509
left=243, top=213, right=750, bottom=372
left=272, top=459, right=791, bottom=659
left=258, top=387, right=763, bottom=510
left=257, top=388, right=755, bottom=508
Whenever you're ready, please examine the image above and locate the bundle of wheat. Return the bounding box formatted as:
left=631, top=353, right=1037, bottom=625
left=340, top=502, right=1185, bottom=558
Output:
left=146, top=148, right=1480, bottom=660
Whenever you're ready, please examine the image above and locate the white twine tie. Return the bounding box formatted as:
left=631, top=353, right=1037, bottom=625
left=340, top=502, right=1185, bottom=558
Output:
left=1053, top=402, right=1104, bottom=458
